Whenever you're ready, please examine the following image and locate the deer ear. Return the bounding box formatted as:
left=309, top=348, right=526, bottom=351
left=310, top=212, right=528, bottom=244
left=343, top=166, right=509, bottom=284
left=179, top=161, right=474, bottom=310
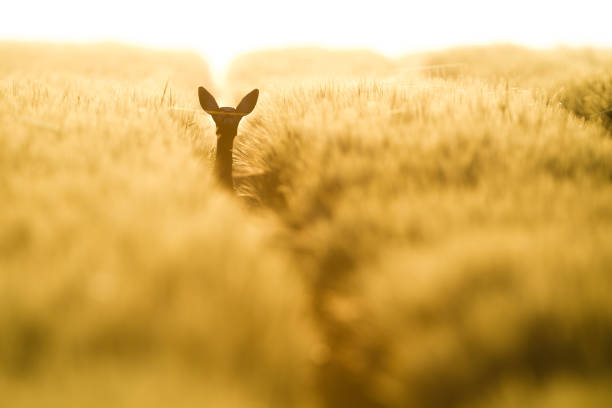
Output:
left=236, top=89, right=259, bottom=115
left=198, top=87, right=219, bottom=113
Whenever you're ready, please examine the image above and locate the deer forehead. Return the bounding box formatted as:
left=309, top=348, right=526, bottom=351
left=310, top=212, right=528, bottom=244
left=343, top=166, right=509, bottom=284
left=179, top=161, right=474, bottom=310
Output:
left=205, top=107, right=246, bottom=117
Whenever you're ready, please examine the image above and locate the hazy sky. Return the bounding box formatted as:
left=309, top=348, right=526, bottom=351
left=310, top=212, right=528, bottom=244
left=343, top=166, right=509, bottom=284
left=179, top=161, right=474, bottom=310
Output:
left=3, top=0, right=611, bottom=75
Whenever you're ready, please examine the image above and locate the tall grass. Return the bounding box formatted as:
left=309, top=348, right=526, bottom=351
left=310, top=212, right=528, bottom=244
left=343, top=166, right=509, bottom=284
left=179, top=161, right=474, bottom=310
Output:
left=561, top=73, right=612, bottom=131
left=0, top=43, right=317, bottom=408
left=234, top=77, right=612, bottom=407
left=417, top=44, right=612, bottom=89
left=0, top=41, right=216, bottom=91
left=2, top=42, right=612, bottom=407
left=225, top=47, right=395, bottom=99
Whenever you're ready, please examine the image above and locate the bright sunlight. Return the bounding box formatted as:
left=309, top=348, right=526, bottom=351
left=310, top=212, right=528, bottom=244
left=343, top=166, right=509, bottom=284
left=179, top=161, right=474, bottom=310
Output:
left=2, top=1, right=612, bottom=407
left=3, top=0, right=612, bottom=74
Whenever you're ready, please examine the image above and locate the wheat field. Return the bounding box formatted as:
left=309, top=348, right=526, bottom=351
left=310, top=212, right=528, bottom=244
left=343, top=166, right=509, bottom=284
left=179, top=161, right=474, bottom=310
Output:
left=1, top=42, right=612, bottom=408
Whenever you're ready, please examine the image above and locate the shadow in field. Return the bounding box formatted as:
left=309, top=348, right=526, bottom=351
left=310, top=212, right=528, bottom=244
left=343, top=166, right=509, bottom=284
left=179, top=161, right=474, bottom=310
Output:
left=561, top=74, right=612, bottom=133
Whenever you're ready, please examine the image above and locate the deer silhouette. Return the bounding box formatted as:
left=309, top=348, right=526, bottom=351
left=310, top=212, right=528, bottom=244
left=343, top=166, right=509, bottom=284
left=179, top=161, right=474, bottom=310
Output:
left=198, top=87, right=259, bottom=190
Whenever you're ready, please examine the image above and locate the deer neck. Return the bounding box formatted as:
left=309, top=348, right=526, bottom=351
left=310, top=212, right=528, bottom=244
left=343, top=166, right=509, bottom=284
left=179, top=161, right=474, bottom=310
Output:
left=215, top=131, right=236, bottom=190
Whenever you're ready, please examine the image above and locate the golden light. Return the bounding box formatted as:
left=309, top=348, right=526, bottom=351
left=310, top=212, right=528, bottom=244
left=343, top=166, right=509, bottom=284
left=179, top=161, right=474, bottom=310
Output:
left=3, top=0, right=612, bottom=78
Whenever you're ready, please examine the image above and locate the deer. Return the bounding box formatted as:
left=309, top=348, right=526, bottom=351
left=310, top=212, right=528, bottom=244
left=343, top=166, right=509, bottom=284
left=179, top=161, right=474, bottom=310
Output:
left=198, top=87, right=259, bottom=190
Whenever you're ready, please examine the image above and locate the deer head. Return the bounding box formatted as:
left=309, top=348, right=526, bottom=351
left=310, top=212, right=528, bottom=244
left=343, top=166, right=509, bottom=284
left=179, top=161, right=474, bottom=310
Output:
left=198, top=87, right=259, bottom=190
left=198, top=87, right=259, bottom=138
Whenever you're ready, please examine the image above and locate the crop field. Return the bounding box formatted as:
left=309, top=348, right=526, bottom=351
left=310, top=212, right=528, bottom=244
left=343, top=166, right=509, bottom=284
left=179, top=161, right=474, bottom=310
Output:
left=1, top=42, right=612, bottom=407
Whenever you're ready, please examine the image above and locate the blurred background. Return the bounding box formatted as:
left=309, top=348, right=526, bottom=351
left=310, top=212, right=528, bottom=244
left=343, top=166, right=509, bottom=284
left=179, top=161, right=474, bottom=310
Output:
left=3, top=0, right=612, bottom=79
left=2, top=1, right=612, bottom=408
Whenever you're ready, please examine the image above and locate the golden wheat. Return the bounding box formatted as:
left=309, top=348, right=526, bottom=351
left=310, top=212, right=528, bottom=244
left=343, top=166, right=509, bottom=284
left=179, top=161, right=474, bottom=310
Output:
left=2, top=42, right=612, bottom=407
